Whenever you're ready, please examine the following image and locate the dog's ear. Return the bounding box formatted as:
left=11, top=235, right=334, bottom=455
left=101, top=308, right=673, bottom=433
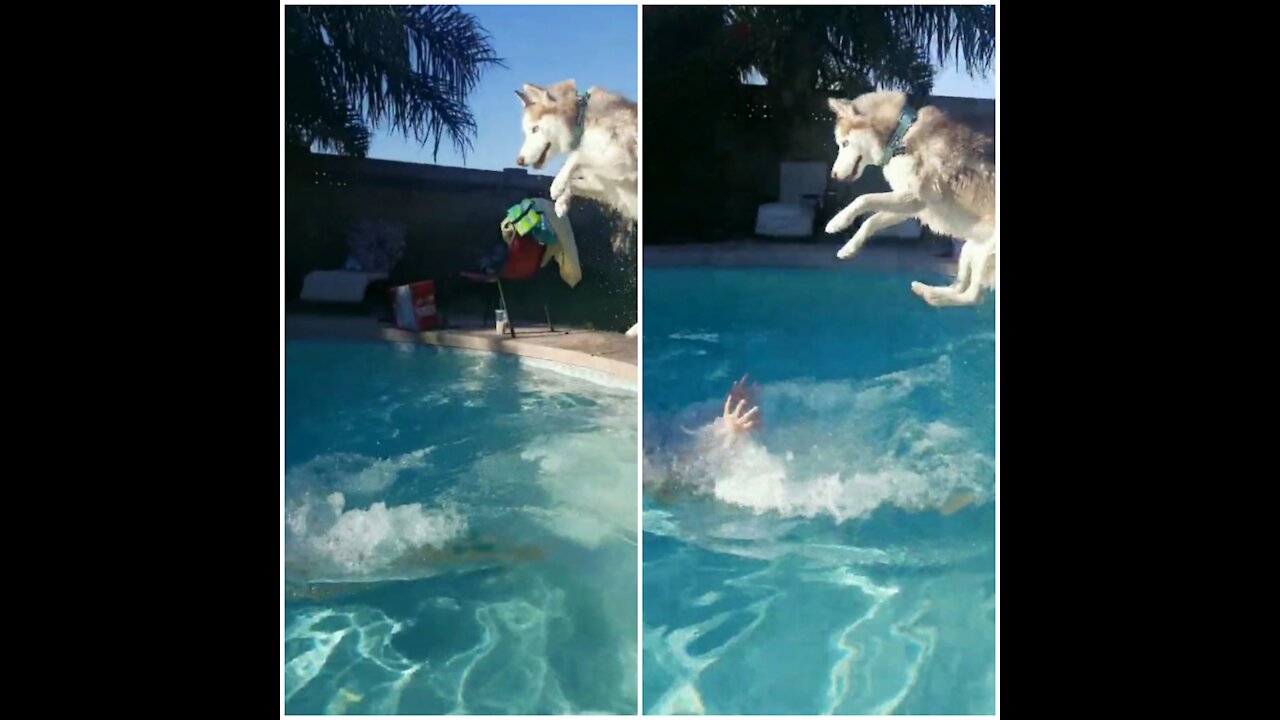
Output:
left=828, top=98, right=859, bottom=117
left=521, top=83, right=551, bottom=105
left=546, top=79, right=577, bottom=104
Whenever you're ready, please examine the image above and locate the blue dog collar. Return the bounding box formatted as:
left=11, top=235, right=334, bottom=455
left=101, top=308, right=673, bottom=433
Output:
left=882, top=104, right=917, bottom=164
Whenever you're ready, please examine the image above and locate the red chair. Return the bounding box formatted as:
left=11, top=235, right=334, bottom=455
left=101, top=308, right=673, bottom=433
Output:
left=460, top=232, right=554, bottom=338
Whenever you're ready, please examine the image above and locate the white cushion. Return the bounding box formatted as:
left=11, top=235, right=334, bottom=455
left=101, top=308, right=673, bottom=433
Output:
left=300, top=271, right=388, bottom=303
left=755, top=202, right=814, bottom=237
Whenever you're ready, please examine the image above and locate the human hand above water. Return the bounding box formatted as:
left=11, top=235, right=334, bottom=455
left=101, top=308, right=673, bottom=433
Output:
left=722, top=374, right=762, bottom=435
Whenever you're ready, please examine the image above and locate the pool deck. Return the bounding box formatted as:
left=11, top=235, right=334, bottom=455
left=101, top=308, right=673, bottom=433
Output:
left=286, top=314, right=637, bottom=384
left=644, top=240, right=958, bottom=275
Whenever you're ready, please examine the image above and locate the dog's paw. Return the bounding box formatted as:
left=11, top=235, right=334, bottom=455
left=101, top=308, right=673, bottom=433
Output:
left=825, top=212, right=853, bottom=234
left=549, top=175, right=568, bottom=200
left=555, top=196, right=571, bottom=217
left=911, top=281, right=943, bottom=307
left=835, top=238, right=861, bottom=260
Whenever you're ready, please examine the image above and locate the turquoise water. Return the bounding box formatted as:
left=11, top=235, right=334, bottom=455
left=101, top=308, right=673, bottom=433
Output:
left=285, top=342, right=636, bottom=714
left=643, top=268, right=995, bottom=715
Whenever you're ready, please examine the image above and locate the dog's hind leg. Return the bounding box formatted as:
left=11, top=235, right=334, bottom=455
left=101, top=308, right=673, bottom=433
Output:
left=836, top=211, right=912, bottom=260
left=912, top=242, right=993, bottom=307
left=949, top=239, right=978, bottom=290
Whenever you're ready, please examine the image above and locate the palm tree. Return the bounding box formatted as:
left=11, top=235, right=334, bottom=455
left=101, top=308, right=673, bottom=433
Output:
left=725, top=5, right=994, bottom=109
left=285, top=5, right=503, bottom=160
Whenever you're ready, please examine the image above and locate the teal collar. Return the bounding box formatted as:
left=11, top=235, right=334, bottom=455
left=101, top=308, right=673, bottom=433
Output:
left=572, top=91, right=590, bottom=147
left=882, top=104, right=917, bottom=164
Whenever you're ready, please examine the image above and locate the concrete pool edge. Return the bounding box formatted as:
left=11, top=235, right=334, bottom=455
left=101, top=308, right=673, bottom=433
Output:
left=286, top=314, right=638, bottom=387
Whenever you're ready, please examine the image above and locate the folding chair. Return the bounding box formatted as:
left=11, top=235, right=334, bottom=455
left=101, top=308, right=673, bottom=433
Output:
left=460, top=231, right=554, bottom=338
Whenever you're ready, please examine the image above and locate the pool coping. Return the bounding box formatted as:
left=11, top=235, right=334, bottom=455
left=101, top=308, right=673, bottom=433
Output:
left=286, top=314, right=638, bottom=387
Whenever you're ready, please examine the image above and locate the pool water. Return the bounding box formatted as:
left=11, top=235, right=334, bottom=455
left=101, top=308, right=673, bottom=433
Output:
left=284, top=342, right=637, bottom=714
left=642, top=268, right=995, bottom=715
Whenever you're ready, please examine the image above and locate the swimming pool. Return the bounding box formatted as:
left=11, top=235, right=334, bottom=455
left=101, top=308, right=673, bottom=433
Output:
left=284, top=341, right=637, bottom=714
left=642, top=267, right=995, bottom=714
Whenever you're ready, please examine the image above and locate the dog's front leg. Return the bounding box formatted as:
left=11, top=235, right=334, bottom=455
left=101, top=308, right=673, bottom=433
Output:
left=549, top=151, right=579, bottom=200
left=550, top=151, right=580, bottom=217
left=835, top=211, right=912, bottom=260
left=855, top=191, right=924, bottom=216
left=554, top=187, right=573, bottom=217
left=825, top=191, right=922, bottom=235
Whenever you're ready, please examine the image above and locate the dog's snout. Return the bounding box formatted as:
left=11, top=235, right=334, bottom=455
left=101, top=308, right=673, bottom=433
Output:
left=516, top=156, right=526, bottom=167
left=831, top=171, right=838, bottom=180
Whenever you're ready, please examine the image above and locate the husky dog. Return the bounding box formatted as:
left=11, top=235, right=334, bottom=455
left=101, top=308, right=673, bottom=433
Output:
left=515, top=79, right=637, bottom=222
left=515, top=79, right=639, bottom=336
left=824, top=91, right=996, bottom=306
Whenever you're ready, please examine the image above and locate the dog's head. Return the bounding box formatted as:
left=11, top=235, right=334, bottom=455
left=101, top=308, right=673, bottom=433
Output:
left=514, top=80, right=578, bottom=170
left=827, top=91, right=907, bottom=182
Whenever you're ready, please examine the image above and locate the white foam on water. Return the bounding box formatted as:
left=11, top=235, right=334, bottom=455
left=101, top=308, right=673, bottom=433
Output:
left=693, top=591, right=721, bottom=607
left=760, top=355, right=948, bottom=412
left=286, top=491, right=467, bottom=577
left=647, top=356, right=991, bottom=524
left=285, top=446, right=471, bottom=579
left=522, top=422, right=638, bottom=547
left=285, top=447, right=434, bottom=497
left=665, top=425, right=983, bottom=523
left=641, top=507, right=679, bottom=537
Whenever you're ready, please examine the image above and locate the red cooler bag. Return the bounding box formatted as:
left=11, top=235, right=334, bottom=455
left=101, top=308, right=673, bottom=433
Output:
left=389, top=280, right=438, bottom=331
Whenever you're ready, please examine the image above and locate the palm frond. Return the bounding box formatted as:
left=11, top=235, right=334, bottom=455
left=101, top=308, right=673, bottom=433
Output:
left=285, top=5, right=504, bottom=159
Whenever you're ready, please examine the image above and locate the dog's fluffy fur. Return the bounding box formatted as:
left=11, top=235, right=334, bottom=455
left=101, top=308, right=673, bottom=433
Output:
left=515, top=79, right=637, bottom=223
left=825, top=91, right=996, bottom=306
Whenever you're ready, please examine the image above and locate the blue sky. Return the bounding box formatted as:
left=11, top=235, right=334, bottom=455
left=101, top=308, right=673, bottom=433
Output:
left=366, top=6, right=993, bottom=172
left=931, top=63, right=995, bottom=100
left=367, top=5, right=638, bottom=175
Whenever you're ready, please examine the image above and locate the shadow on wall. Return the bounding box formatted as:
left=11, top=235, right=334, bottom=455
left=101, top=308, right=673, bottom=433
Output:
left=285, top=154, right=637, bottom=332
